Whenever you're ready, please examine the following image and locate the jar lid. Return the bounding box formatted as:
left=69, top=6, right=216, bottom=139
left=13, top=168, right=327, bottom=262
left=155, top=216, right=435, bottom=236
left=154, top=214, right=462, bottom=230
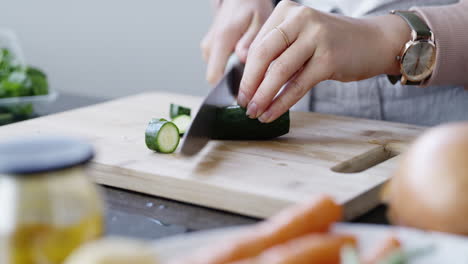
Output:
left=0, top=136, right=94, bottom=175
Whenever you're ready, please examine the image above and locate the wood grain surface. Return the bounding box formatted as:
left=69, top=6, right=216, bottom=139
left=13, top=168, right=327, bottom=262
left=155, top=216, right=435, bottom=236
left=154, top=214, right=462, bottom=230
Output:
left=0, top=92, right=425, bottom=220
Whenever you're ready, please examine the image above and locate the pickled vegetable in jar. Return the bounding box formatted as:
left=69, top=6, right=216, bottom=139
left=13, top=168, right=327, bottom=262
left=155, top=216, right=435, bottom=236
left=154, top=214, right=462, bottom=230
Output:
left=0, top=136, right=104, bottom=264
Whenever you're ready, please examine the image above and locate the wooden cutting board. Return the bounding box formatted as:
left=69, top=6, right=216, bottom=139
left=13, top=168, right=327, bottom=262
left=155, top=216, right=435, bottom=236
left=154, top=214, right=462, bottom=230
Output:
left=0, top=92, right=425, bottom=219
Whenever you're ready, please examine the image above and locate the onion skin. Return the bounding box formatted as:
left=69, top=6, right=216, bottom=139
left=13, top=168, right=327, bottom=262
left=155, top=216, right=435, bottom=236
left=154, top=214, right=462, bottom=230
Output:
left=386, top=122, right=468, bottom=235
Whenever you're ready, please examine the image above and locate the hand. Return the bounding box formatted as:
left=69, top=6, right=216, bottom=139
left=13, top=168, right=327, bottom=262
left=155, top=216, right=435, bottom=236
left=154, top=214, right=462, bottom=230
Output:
left=237, top=0, right=410, bottom=123
left=202, top=0, right=274, bottom=85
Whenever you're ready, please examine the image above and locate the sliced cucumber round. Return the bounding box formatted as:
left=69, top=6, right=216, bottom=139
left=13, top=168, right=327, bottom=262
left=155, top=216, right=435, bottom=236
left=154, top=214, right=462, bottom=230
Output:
left=170, top=104, right=191, bottom=119
left=150, top=118, right=167, bottom=123
left=145, top=119, right=180, bottom=153
left=172, top=115, right=191, bottom=135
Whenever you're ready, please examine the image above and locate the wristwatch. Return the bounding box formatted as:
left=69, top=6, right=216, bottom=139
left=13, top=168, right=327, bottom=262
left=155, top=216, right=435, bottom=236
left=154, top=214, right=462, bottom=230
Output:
left=388, top=10, right=436, bottom=85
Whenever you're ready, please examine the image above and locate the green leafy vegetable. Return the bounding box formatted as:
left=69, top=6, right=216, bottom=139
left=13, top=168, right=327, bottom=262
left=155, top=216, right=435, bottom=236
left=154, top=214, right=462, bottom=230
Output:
left=0, top=49, right=18, bottom=80
left=0, top=71, right=28, bottom=97
left=27, top=67, right=49, bottom=95
left=0, top=48, right=50, bottom=98
left=0, top=48, right=50, bottom=125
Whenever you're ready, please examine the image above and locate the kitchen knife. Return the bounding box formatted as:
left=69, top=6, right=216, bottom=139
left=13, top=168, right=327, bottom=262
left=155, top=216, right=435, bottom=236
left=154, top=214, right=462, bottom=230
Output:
left=180, top=56, right=244, bottom=156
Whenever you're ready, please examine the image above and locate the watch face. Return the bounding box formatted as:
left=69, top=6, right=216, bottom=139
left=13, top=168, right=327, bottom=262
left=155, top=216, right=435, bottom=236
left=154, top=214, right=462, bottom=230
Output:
left=401, top=41, right=436, bottom=81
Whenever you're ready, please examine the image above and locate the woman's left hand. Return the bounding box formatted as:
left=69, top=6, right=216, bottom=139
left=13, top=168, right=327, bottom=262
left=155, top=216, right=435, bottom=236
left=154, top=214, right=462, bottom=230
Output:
left=237, top=0, right=410, bottom=123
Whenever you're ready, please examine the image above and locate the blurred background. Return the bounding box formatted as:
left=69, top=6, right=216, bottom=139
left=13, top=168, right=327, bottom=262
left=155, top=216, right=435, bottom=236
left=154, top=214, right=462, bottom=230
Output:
left=0, top=0, right=212, bottom=99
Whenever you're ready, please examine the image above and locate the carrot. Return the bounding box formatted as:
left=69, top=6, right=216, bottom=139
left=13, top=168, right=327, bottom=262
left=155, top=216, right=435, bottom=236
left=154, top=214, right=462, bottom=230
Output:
left=168, top=195, right=342, bottom=264
left=363, top=235, right=401, bottom=264
left=229, top=234, right=357, bottom=264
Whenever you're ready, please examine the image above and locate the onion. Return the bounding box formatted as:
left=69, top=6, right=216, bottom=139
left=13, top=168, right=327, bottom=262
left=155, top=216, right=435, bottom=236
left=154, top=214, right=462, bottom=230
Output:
left=385, top=122, right=468, bottom=235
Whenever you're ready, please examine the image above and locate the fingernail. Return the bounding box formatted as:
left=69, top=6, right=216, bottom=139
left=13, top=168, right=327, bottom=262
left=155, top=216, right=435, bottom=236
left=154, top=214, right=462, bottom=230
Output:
left=246, top=102, right=258, bottom=119
left=258, top=110, right=272, bottom=123
left=237, top=92, right=247, bottom=107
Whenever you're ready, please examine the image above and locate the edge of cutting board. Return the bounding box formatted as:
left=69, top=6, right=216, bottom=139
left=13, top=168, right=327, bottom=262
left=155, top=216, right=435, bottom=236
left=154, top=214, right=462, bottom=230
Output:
left=90, top=151, right=403, bottom=220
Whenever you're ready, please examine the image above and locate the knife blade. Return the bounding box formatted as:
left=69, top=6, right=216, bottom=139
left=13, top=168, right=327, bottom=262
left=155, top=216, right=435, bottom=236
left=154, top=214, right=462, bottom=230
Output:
left=180, top=58, right=244, bottom=156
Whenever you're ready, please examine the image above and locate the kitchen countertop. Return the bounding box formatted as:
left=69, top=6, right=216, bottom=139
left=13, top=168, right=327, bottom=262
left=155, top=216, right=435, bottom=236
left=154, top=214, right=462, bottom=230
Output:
left=39, top=92, right=388, bottom=240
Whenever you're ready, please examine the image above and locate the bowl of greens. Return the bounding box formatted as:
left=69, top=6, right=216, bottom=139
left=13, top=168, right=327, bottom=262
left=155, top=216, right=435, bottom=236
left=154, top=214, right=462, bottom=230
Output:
left=0, top=29, right=56, bottom=126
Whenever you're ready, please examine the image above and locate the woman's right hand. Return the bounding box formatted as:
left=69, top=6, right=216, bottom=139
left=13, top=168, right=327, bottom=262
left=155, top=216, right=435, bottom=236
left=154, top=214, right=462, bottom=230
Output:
left=237, top=0, right=410, bottom=123
left=202, top=0, right=274, bottom=85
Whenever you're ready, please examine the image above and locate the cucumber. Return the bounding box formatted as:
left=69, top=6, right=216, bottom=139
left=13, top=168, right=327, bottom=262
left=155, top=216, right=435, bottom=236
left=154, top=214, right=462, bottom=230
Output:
left=150, top=118, right=167, bottom=123
left=213, top=105, right=290, bottom=140
left=172, top=114, right=191, bottom=135
left=170, top=104, right=191, bottom=119
left=145, top=119, right=180, bottom=153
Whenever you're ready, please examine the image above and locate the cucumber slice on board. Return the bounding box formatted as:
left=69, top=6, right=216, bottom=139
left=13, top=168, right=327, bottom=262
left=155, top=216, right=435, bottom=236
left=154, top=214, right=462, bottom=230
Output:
left=145, top=119, right=180, bottom=153
left=153, top=118, right=167, bottom=122
left=213, top=105, right=290, bottom=140
left=170, top=104, right=191, bottom=119
left=172, top=115, right=191, bottom=135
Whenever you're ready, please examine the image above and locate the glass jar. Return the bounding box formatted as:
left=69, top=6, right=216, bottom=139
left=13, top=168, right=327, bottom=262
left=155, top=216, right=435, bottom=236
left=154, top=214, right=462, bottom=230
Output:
left=0, top=136, right=104, bottom=264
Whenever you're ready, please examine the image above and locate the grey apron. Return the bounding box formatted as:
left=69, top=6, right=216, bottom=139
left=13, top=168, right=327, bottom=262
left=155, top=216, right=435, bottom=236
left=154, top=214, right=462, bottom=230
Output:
left=303, top=0, right=467, bottom=126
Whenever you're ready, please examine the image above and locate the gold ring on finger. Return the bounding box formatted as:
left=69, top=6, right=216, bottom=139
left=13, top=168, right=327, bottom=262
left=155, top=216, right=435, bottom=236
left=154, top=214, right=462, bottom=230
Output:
left=275, top=26, right=290, bottom=47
